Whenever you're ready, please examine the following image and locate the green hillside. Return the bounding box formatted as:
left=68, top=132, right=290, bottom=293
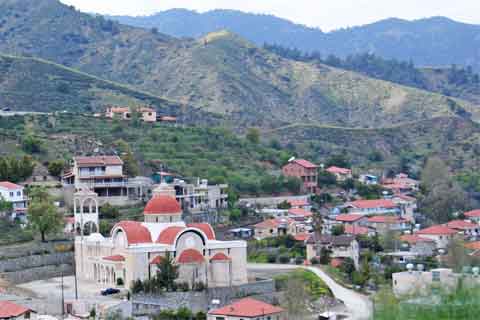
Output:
left=1, top=0, right=478, bottom=129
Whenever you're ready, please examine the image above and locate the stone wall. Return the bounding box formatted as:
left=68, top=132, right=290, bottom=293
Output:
left=132, top=279, right=275, bottom=316
left=1, top=263, right=73, bottom=284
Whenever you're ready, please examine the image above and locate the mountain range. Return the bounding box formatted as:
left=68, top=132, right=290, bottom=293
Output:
left=107, top=9, right=480, bottom=71
left=1, top=0, right=478, bottom=130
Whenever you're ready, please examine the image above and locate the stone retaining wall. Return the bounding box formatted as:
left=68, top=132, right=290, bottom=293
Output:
left=0, top=263, right=73, bottom=284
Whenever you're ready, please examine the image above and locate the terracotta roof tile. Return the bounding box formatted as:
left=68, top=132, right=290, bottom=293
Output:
left=417, top=225, right=457, bottom=235
left=444, top=220, right=478, bottom=230
left=464, top=210, right=480, bottom=218
left=347, top=199, right=397, bottom=209
left=187, top=223, right=216, bottom=240
left=74, top=156, right=123, bottom=166
left=144, top=195, right=182, bottom=215
left=0, top=301, right=32, bottom=318
left=326, top=166, right=352, bottom=175
left=292, top=159, right=318, bottom=169
left=156, top=226, right=185, bottom=244
left=344, top=224, right=369, bottom=235
left=210, top=252, right=231, bottom=262
left=150, top=255, right=165, bottom=265
left=177, top=249, right=204, bottom=264
left=208, top=298, right=284, bottom=317
left=0, top=181, right=21, bottom=190
left=335, top=214, right=365, bottom=222
left=288, top=208, right=313, bottom=217
left=103, top=255, right=125, bottom=262
left=400, top=234, right=435, bottom=244
left=113, top=221, right=152, bottom=244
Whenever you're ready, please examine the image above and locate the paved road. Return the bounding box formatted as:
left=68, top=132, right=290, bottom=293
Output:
left=248, top=264, right=372, bottom=320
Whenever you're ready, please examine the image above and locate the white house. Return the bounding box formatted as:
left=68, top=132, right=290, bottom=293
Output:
left=416, top=225, right=457, bottom=249
left=0, top=181, right=27, bottom=215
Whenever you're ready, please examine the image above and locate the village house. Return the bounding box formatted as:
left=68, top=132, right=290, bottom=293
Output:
left=399, top=234, right=436, bottom=257
left=0, top=181, right=27, bottom=219
left=392, top=194, right=417, bottom=222
left=63, top=156, right=151, bottom=206
left=207, top=298, right=286, bottom=320
left=306, top=234, right=360, bottom=269
left=105, top=106, right=157, bottom=123
left=346, top=199, right=399, bottom=216
left=367, top=216, right=410, bottom=235
left=464, top=209, right=480, bottom=223
left=253, top=217, right=302, bottom=240
left=344, top=224, right=371, bottom=236
left=282, top=159, right=318, bottom=194
left=326, top=166, right=352, bottom=182
left=74, top=185, right=248, bottom=288
left=326, top=214, right=368, bottom=234
left=416, top=225, right=457, bottom=249
left=381, top=173, right=419, bottom=193
left=287, top=207, right=313, bottom=221
left=0, top=301, right=35, bottom=320
left=358, top=174, right=378, bottom=185
left=443, top=219, right=479, bottom=237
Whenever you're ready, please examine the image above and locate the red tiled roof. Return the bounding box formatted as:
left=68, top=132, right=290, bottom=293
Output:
left=254, top=218, right=293, bottom=229
left=292, top=159, right=318, bottom=169
left=288, top=208, right=313, bottom=217
left=465, top=210, right=480, bottom=218
left=465, top=241, right=480, bottom=250
left=417, top=225, right=457, bottom=236
left=326, top=166, right=351, bottom=175
left=393, top=194, right=417, bottom=202
left=0, top=301, right=32, bottom=318
left=150, top=255, right=165, bottom=265
left=331, top=258, right=343, bottom=268
left=294, top=233, right=311, bottom=242
left=444, top=220, right=478, bottom=230
left=210, top=252, right=231, bottom=262
left=113, top=221, right=152, bottom=244
left=177, top=249, right=204, bottom=264
left=156, top=226, right=186, bottom=244
left=367, top=216, right=405, bottom=224
left=335, top=214, right=365, bottom=222
left=74, top=156, right=123, bottom=166
left=144, top=195, right=182, bottom=215
left=348, top=199, right=397, bottom=209
left=103, top=255, right=125, bottom=262
left=400, top=234, right=435, bottom=244
left=0, top=181, right=21, bottom=190
left=344, top=224, right=369, bottom=235
left=187, top=223, right=216, bottom=240
left=208, top=298, right=284, bottom=317
left=288, top=199, right=309, bottom=207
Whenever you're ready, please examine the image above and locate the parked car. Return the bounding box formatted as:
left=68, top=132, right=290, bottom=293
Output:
left=101, top=288, right=120, bottom=296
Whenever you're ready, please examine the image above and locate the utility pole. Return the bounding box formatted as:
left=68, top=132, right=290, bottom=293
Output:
left=61, top=271, right=65, bottom=319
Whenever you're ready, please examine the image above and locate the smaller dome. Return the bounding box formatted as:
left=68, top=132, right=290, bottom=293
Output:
left=177, top=249, right=205, bottom=264
left=144, top=195, right=181, bottom=215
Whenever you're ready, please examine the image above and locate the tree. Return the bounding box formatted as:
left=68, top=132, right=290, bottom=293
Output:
left=318, top=171, right=337, bottom=186
left=331, top=224, right=345, bottom=236
left=246, top=128, right=260, bottom=144
left=22, top=135, right=43, bottom=154
left=156, top=252, right=179, bottom=291
left=0, top=195, right=13, bottom=213
left=47, top=160, right=65, bottom=177
left=420, top=157, right=468, bottom=223
left=27, top=188, right=62, bottom=242
left=319, top=247, right=331, bottom=265
left=115, top=139, right=139, bottom=177
left=341, top=257, right=356, bottom=279
left=284, top=277, right=309, bottom=320
left=99, top=203, right=120, bottom=219
left=325, top=154, right=351, bottom=168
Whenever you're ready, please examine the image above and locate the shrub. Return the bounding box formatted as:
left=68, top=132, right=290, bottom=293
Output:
left=278, top=255, right=290, bottom=264
left=295, top=257, right=304, bottom=265
left=267, top=253, right=277, bottom=263
left=116, top=278, right=124, bottom=286
left=310, top=257, right=320, bottom=265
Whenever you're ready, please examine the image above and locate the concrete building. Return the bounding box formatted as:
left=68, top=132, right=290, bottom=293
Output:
left=253, top=218, right=301, bottom=240
left=0, top=181, right=27, bottom=217
left=282, top=159, right=318, bottom=194
left=392, top=268, right=480, bottom=297
left=366, top=216, right=410, bottom=235
left=207, top=298, right=286, bottom=320
left=399, top=234, right=436, bottom=257
left=63, top=156, right=150, bottom=206
left=306, top=234, right=360, bottom=269
left=326, top=166, right=352, bottom=182
left=346, top=199, right=399, bottom=216
left=105, top=106, right=157, bottom=123
left=416, top=225, right=457, bottom=249
left=74, top=193, right=248, bottom=288
left=444, top=220, right=479, bottom=237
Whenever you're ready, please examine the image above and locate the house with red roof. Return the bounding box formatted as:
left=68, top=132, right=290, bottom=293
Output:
left=367, top=216, right=410, bottom=235
left=207, top=298, right=286, bottom=320
left=326, top=166, right=352, bottom=182
left=346, top=199, right=399, bottom=216
left=443, top=220, right=479, bottom=236
left=0, top=181, right=27, bottom=217
left=288, top=208, right=313, bottom=221
left=282, top=159, right=318, bottom=194
left=416, top=225, right=458, bottom=249
left=105, top=105, right=157, bottom=123
left=344, top=224, right=371, bottom=236
left=75, top=184, right=248, bottom=289
left=0, top=301, right=34, bottom=319
left=464, top=210, right=480, bottom=223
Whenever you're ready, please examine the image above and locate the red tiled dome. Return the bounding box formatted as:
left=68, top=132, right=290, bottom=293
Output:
left=150, top=255, right=165, bottom=265
left=144, top=195, right=181, bottom=215
left=177, top=249, right=205, bottom=264
left=156, top=226, right=186, bottom=244
left=112, top=221, right=152, bottom=244
left=210, top=252, right=231, bottom=262
left=187, top=223, right=216, bottom=240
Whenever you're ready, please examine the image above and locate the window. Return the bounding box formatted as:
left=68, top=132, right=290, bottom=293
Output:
left=17, top=191, right=21, bottom=196
left=9, top=192, right=13, bottom=197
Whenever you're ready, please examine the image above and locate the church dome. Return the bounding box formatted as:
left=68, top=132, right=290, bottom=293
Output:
left=144, top=195, right=181, bottom=215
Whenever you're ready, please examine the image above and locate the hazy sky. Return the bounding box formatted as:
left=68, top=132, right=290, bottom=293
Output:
left=60, top=0, right=479, bottom=31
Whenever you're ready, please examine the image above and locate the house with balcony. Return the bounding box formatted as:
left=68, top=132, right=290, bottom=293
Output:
left=282, top=159, right=318, bottom=194
left=0, top=181, right=27, bottom=219
left=63, top=156, right=148, bottom=206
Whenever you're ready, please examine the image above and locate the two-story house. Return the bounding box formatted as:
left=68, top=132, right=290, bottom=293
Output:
left=306, top=234, right=360, bottom=269
left=63, top=156, right=144, bottom=206
left=282, top=159, right=318, bottom=194
left=0, top=181, right=27, bottom=216
left=346, top=199, right=399, bottom=216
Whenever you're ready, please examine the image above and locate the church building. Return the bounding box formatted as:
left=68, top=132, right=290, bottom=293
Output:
left=74, top=185, right=248, bottom=288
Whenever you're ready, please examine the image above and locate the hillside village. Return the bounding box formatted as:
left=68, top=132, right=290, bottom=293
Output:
left=1, top=1, right=480, bottom=320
